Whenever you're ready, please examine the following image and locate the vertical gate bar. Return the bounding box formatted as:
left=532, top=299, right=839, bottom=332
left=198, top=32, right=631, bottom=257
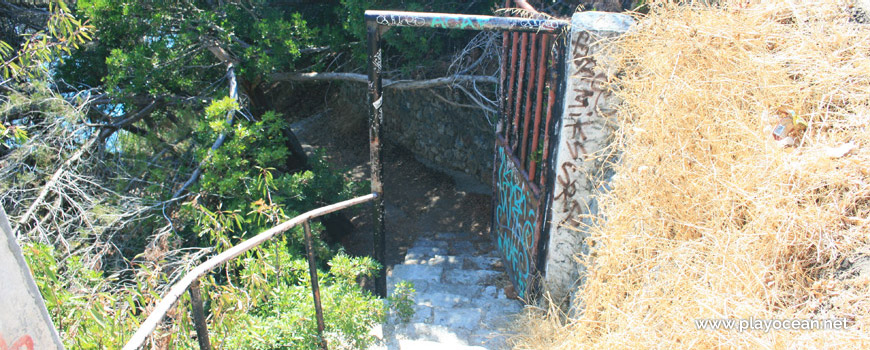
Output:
left=528, top=34, right=550, bottom=182
left=498, top=31, right=508, bottom=138
left=189, top=278, right=212, bottom=350
left=499, top=0, right=510, bottom=134
left=511, top=32, right=529, bottom=153
left=275, top=240, right=281, bottom=281
left=366, top=19, right=387, bottom=298
left=505, top=31, right=520, bottom=142
left=519, top=33, right=539, bottom=168
left=540, top=35, right=563, bottom=189
left=303, top=220, right=328, bottom=350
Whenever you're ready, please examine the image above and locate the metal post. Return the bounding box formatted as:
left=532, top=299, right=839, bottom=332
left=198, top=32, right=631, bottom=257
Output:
left=541, top=36, right=566, bottom=189
left=506, top=32, right=519, bottom=145
left=512, top=32, right=529, bottom=153
left=188, top=279, right=211, bottom=350
left=520, top=33, right=540, bottom=166
left=529, top=34, right=550, bottom=182
left=366, top=18, right=387, bottom=298
left=303, top=220, right=328, bottom=350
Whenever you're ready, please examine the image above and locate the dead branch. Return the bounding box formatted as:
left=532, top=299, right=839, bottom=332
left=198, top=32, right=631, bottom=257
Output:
left=15, top=132, right=98, bottom=237
left=514, top=0, right=540, bottom=14
left=270, top=71, right=498, bottom=89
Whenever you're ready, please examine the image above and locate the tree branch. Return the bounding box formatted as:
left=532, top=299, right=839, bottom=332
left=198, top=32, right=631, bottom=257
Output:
left=15, top=132, right=99, bottom=237
left=270, top=72, right=498, bottom=90
left=514, top=0, right=540, bottom=14
left=169, top=63, right=237, bottom=201
left=97, top=100, right=160, bottom=141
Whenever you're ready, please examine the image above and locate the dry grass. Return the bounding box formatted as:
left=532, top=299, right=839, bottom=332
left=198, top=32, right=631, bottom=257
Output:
left=514, top=1, right=870, bottom=349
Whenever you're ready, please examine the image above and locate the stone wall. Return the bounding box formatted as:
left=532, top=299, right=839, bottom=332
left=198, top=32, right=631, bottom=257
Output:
left=333, top=83, right=496, bottom=187
left=542, top=12, right=634, bottom=304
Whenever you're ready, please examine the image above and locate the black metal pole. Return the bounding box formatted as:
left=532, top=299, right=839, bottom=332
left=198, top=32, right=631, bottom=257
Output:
left=366, top=19, right=387, bottom=298
left=303, top=220, right=328, bottom=350
left=188, top=279, right=212, bottom=350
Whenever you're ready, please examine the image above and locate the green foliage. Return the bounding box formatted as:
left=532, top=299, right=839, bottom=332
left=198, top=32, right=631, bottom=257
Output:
left=178, top=148, right=378, bottom=349
left=23, top=243, right=141, bottom=349
left=214, top=249, right=384, bottom=349
left=339, top=0, right=500, bottom=73
left=2, top=1, right=501, bottom=348
left=387, top=281, right=417, bottom=324
left=0, top=1, right=93, bottom=80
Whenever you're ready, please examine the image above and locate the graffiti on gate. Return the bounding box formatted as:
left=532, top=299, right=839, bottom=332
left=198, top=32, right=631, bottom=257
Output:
left=373, top=13, right=564, bottom=32
left=431, top=16, right=491, bottom=30
left=494, top=147, right=538, bottom=298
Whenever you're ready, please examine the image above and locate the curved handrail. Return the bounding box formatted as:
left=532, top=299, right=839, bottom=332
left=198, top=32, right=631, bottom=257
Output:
left=122, top=193, right=378, bottom=350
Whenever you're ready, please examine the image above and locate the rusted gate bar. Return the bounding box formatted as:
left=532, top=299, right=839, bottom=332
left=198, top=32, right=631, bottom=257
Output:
left=188, top=279, right=211, bottom=350
left=505, top=32, right=520, bottom=147
left=363, top=10, right=567, bottom=298
left=512, top=32, right=529, bottom=153
left=365, top=18, right=387, bottom=298
left=520, top=33, right=539, bottom=164
left=528, top=34, right=550, bottom=182
left=539, top=35, right=563, bottom=189
left=303, top=220, right=328, bottom=350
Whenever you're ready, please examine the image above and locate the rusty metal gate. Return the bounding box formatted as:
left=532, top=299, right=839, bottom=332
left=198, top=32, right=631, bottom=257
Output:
left=365, top=6, right=567, bottom=298
left=492, top=1, right=566, bottom=299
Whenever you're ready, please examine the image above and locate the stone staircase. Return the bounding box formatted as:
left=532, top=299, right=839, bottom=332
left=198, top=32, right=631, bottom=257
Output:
left=370, top=232, right=524, bottom=350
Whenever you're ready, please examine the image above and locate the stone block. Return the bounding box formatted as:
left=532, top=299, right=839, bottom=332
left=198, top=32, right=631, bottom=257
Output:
left=465, top=256, right=502, bottom=270
left=405, top=246, right=448, bottom=260
left=408, top=323, right=472, bottom=344
left=444, top=269, right=500, bottom=285
left=397, top=340, right=486, bottom=350
left=414, top=238, right=449, bottom=249
left=433, top=308, right=482, bottom=330
left=473, top=298, right=523, bottom=317
left=426, top=283, right=483, bottom=299
left=449, top=241, right=476, bottom=255
left=391, top=264, right=443, bottom=283
left=482, top=286, right=497, bottom=299
left=434, top=232, right=471, bottom=241
left=426, top=255, right=462, bottom=269
left=417, top=292, right=470, bottom=309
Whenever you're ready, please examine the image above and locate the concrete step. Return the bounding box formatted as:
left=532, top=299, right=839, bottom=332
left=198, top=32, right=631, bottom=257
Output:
left=373, top=232, right=522, bottom=350
left=398, top=340, right=488, bottom=350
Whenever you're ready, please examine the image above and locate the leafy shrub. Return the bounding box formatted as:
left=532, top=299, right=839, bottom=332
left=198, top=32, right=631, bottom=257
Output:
left=387, top=281, right=416, bottom=323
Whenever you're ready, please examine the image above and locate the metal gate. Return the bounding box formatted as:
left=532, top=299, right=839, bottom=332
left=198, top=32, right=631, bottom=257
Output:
left=492, top=1, right=566, bottom=299
left=365, top=7, right=567, bottom=298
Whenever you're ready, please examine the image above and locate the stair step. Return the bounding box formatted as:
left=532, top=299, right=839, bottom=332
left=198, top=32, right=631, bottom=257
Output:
left=443, top=269, right=500, bottom=285
left=389, top=264, right=443, bottom=283
left=398, top=339, right=488, bottom=350
left=374, top=232, right=519, bottom=350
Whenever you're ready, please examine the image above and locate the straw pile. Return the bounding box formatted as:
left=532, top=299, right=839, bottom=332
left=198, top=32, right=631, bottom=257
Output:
left=515, top=1, right=870, bottom=348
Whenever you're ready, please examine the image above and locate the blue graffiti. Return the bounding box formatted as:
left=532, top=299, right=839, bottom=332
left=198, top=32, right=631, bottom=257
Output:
left=430, top=16, right=490, bottom=30
left=494, top=147, right=536, bottom=298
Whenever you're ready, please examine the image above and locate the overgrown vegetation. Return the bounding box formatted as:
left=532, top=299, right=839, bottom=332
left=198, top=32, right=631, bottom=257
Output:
left=1, top=0, right=501, bottom=348
left=515, top=1, right=870, bottom=349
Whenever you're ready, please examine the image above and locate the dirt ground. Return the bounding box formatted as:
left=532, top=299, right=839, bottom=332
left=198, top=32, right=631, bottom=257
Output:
left=291, top=109, right=494, bottom=266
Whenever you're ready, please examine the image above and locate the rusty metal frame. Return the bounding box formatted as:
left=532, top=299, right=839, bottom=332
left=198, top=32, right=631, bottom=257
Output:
left=365, top=9, right=568, bottom=299
left=121, top=8, right=570, bottom=350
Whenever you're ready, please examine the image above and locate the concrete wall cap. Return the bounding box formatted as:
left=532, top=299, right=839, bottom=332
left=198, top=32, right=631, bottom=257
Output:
left=572, top=11, right=635, bottom=33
